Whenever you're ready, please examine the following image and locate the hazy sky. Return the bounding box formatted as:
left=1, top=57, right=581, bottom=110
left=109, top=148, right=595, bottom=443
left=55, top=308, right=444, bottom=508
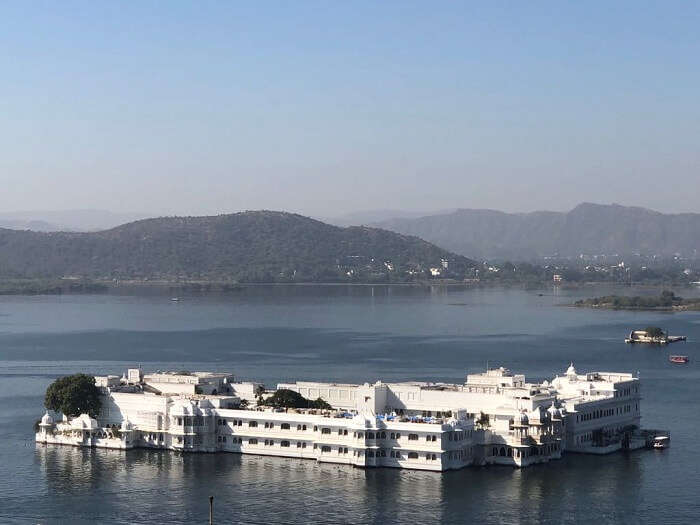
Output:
left=1, top=1, right=699, bottom=217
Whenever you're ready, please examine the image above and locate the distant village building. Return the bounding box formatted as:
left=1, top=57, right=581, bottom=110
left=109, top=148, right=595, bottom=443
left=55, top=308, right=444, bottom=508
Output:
left=430, top=268, right=442, bottom=277
left=553, top=274, right=563, bottom=283
left=441, top=258, right=449, bottom=269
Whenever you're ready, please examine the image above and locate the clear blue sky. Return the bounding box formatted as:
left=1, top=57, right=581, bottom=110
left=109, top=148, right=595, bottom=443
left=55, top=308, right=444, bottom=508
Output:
left=1, top=1, right=698, bottom=217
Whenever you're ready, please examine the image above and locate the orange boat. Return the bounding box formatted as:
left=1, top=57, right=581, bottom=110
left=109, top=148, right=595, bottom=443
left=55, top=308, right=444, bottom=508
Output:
left=669, top=355, right=689, bottom=364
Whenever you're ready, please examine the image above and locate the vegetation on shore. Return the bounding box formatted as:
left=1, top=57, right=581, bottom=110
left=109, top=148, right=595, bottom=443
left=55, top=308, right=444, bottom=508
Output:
left=0, top=279, right=108, bottom=295
left=574, top=290, right=700, bottom=310
left=44, top=374, right=102, bottom=417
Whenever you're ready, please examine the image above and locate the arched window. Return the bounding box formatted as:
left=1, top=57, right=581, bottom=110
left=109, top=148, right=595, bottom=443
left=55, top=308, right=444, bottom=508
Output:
left=368, top=450, right=375, bottom=457
left=432, top=435, right=437, bottom=442
left=367, top=432, right=375, bottom=439
left=249, top=438, right=258, bottom=445
left=321, top=428, right=331, bottom=434
left=248, top=421, right=257, bottom=427
left=408, top=452, right=418, bottom=459
left=380, top=432, right=386, bottom=439
left=408, top=434, right=418, bottom=441
left=302, top=425, right=307, bottom=431
left=281, top=423, right=290, bottom=430
left=281, top=440, right=290, bottom=447
left=431, top=454, right=437, bottom=460
left=500, top=447, right=506, bottom=456
left=321, top=445, right=331, bottom=453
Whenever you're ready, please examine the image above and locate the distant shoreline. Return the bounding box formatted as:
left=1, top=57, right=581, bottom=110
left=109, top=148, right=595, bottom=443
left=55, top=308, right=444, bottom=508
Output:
left=1, top=278, right=698, bottom=297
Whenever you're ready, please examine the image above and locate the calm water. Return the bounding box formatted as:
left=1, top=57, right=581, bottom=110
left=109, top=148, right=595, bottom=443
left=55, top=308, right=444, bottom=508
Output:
left=1, top=285, right=699, bottom=524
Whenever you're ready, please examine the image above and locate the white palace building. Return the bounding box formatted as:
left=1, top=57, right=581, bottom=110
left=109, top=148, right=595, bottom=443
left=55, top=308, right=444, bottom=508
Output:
left=36, top=364, right=651, bottom=471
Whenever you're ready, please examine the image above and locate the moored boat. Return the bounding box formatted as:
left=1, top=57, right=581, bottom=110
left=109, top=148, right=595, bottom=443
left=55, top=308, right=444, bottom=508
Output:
left=669, top=355, right=689, bottom=364
left=653, top=436, right=670, bottom=449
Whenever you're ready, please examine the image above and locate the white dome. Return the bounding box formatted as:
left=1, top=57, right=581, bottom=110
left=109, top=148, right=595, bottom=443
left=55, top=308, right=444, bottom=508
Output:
left=71, top=413, right=98, bottom=430
left=566, top=363, right=577, bottom=376
left=547, top=403, right=561, bottom=419
left=40, top=411, right=54, bottom=425
left=516, top=411, right=529, bottom=425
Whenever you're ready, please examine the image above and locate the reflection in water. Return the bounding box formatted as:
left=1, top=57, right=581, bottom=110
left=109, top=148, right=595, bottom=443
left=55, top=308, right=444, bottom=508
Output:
left=35, top=445, right=644, bottom=524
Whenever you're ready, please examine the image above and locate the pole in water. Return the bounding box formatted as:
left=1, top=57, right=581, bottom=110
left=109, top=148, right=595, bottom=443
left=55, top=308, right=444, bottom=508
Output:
left=209, top=496, right=214, bottom=525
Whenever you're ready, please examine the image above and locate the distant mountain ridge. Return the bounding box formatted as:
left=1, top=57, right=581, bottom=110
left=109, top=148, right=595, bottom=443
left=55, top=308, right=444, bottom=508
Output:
left=0, top=211, right=475, bottom=282
left=373, top=203, right=700, bottom=260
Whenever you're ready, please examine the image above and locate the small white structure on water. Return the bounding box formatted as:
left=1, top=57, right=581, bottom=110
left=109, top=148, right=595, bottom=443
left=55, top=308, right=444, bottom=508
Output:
left=36, top=364, right=648, bottom=471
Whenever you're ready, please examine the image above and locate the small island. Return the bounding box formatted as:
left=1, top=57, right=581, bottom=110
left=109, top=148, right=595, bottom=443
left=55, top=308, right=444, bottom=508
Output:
left=574, top=290, right=700, bottom=311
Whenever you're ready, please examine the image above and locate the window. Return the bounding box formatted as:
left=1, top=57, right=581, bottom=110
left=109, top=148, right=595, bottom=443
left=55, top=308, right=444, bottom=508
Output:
left=281, top=423, right=290, bottom=430
left=391, top=433, right=396, bottom=439
left=368, top=451, right=375, bottom=457
left=249, top=421, right=258, bottom=428
left=297, top=424, right=302, bottom=430
left=302, top=425, right=307, bottom=431
left=302, top=442, right=306, bottom=448
left=380, top=432, right=386, bottom=439
left=408, top=452, right=418, bottom=459
left=367, top=432, right=375, bottom=439
left=408, top=434, right=418, bottom=441
left=281, top=440, right=290, bottom=447
left=395, top=433, right=400, bottom=439
left=321, top=428, right=331, bottom=434
left=297, top=442, right=302, bottom=448
left=248, top=438, right=258, bottom=445
left=321, top=445, right=331, bottom=453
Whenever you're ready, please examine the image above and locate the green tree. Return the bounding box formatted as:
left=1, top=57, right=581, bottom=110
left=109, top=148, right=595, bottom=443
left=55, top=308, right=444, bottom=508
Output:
left=44, top=374, right=102, bottom=417
left=262, top=389, right=333, bottom=410
left=645, top=326, right=665, bottom=338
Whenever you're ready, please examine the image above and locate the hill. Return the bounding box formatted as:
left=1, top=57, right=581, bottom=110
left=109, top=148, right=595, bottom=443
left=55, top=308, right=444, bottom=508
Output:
left=373, top=203, right=700, bottom=260
left=0, top=211, right=475, bottom=283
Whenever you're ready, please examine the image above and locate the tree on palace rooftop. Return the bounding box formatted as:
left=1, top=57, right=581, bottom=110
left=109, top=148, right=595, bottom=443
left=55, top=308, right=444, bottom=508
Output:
left=44, top=374, right=102, bottom=418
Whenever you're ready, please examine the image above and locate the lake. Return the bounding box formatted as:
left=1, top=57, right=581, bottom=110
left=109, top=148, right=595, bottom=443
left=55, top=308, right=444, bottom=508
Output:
left=1, top=285, right=699, bottom=524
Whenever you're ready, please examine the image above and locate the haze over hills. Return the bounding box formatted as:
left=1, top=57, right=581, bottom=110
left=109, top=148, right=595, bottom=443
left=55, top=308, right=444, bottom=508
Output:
left=323, top=209, right=456, bottom=228
left=0, top=210, right=148, bottom=232
left=373, top=203, right=700, bottom=260
left=0, top=211, right=475, bottom=282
